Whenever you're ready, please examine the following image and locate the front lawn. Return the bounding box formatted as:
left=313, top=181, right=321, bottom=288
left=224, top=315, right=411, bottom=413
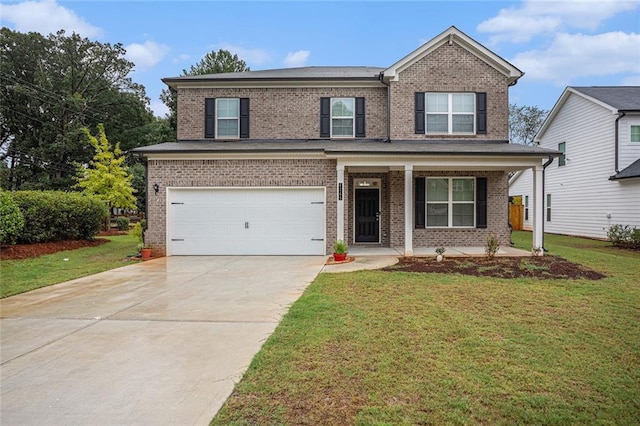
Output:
left=1, top=234, right=140, bottom=298
left=212, top=231, right=640, bottom=425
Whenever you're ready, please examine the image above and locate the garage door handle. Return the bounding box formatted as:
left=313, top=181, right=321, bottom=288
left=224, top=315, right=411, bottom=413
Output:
left=310, top=201, right=324, bottom=205
left=171, top=239, right=184, bottom=241
left=171, top=202, right=184, bottom=205
left=311, top=238, right=324, bottom=241
left=245, top=222, right=249, bottom=229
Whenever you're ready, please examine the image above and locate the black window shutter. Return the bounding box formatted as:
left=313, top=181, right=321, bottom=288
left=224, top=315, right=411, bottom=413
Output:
left=240, top=98, right=250, bottom=138
left=476, top=177, right=487, bottom=228
left=476, top=92, right=487, bottom=134
left=320, top=97, right=330, bottom=138
left=355, top=97, right=365, bottom=137
left=415, top=177, right=425, bottom=228
left=415, top=92, right=425, bottom=134
left=204, top=98, right=215, bottom=138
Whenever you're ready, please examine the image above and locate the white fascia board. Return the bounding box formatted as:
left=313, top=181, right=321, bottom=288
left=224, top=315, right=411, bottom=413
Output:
left=145, top=152, right=326, bottom=161
left=171, top=80, right=385, bottom=90
left=383, top=26, right=523, bottom=83
left=333, top=155, right=546, bottom=171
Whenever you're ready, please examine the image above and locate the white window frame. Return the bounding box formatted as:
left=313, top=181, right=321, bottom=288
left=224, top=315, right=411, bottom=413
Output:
left=630, top=124, right=640, bottom=143
left=425, top=177, right=476, bottom=228
left=558, top=142, right=566, bottom=166
left=215, top=98, right=240, bottom=139
left=425, top=93, right=476, bottom=135
left=330, top=97, right=355, bottom=138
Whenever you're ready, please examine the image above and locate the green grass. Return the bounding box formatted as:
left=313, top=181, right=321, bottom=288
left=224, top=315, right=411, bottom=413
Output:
left=1, top=234, right=140, bottom=298
left=212, top=231, right=640, bottom=425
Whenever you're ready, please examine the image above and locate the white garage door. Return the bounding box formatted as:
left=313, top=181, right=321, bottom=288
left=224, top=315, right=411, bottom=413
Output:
left=167, top=187, right=325, bottom=255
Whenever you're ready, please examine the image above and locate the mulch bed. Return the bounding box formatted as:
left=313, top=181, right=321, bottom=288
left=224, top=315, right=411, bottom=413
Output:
left=1, top=239, right=110, bottom=261
left=384, top=255, right=606, bottom=280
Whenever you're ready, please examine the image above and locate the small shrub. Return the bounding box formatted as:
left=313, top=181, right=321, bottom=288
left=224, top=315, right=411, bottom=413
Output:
left=0, top=190, right=25, bottom=245
left=12, top=191, right=108, bottom=243
left=435, top=247, right=446, bottom=255
left=131, top=222, right=144, bottom=245
left=485, top=234, right=500, bottom=258
left=116, top=216, right=130, bottom=231
left=333, top=240, right=348, bottom=254
left=607, top=224, right=640, bottom=249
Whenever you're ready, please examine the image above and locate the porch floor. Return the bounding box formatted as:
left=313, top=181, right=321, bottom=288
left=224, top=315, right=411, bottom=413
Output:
left=348, top=246, right=531, bottom=257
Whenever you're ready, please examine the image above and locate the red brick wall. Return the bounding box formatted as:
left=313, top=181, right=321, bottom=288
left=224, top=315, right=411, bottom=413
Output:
left=177, top=87, right=388, bottom=140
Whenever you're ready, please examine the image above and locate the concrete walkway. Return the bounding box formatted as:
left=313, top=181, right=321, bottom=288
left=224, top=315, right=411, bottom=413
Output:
left=0, top=256, right=326, bottom=426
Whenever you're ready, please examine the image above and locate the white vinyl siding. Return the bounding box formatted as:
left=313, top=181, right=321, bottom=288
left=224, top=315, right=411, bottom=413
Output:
left=510, top=93, right=640, bottom=239
left=425, top=93, right=475, bottom=134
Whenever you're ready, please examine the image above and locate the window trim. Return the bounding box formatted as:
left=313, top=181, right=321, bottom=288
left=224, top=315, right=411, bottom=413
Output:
left=425, top=92, right=476, bottom=135
left=546, top=194, right=552, bottom=222
left=215, top=98, right=240, bottom=139
left=330, top=97, right=355, bottom=138
left=630, top=124, right=640, bottom=143
left=424, top=177, right=476, bottom=228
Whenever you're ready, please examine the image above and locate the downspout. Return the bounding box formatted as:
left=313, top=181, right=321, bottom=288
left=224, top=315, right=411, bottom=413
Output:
left=541, top=155, right=554, bottom=252
left=379, top=72, right=391, bottom=142
left=614, top=111, right=625, bottom=173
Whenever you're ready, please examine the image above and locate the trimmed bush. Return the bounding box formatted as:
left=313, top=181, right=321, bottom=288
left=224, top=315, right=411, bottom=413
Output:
left=607, top=224, right=640, bottom=249
left=12, top=191, right=108, bottom=243
left=0, top=190, right=25, bottom=245
left=116, top=216, right=130, bottom=231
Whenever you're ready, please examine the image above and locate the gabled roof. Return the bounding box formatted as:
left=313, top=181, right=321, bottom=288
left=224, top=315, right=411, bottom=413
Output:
left=536, top=86, right=640, bottom=142
left=163, top=66, right=385, bottom=89
left=610, top=158, right=640, bottom=180
left=383, top=26, right=523, bottom=85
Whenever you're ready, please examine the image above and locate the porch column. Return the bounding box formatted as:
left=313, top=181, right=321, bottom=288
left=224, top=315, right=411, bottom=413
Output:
left=404, top=165, right=413, bottom=256
left=532, top=164, right=544, bottom=255
left=336, top=164, right=345, bottom=243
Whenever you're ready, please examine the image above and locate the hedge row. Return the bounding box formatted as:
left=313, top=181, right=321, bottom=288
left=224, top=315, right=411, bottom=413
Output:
left=0, top=190, right=25, bottom=244
left=10, top=191, right=109, bottom=244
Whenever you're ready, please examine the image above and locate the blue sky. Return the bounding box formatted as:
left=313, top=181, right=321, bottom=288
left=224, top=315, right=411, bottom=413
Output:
left=1, top=0, right=639, bottom=117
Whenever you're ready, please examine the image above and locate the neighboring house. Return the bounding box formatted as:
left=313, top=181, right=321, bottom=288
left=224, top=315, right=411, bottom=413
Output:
left=509, top=86, right=640, bottom=240
left=134, top=26, right=557, bottom=257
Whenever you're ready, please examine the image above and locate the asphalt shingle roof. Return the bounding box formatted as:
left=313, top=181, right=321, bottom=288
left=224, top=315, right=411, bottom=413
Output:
left=133, top=139, right=558, bottom=157
left=571, top=87, right=640, bottom=111
left=610, top=158, right=640, bottom=180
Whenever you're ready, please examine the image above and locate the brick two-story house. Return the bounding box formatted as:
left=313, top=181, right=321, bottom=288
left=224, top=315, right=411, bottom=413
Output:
left=134, top=27, right=557, bottom=257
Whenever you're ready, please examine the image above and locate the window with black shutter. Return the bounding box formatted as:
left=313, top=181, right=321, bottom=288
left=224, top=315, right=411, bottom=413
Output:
left=476, top=177, right=487, bottom=228
left=415, top=177, right=425, bottom=228
left=204, top=98, right=215, bottom=138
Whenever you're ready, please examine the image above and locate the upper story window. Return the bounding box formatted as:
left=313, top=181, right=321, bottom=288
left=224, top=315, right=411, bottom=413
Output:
left=216, top=98, right=240, bottom=138
left=331, top=98, right=355, bottom=138
left=558, top=142, right=566, bottom=166
left=415, top=92, right=486, bottom=136
left=204, top=98, right=249, bottom=139
left=426, top=93, right=475, bottom=134
left=631, top=125, right=640, bottom=143
left=320, top=97, right=365, bottom=138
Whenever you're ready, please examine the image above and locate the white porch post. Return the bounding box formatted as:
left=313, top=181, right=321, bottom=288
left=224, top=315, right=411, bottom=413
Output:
left=532, top=164, right=544, bottom=255
left=336, top=164, right=345, bottom=243
left=404, top=165, right=414, bottom=256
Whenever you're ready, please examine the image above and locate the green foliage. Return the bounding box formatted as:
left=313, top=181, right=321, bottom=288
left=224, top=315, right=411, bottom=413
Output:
left=435, top=246, right=446, bottom=255
left=75, top=124, right=137, bottom=211
left=115, top=216, right=130, bottom=231
left=128, top=162, right=146, bottom=212
left=607, top=224, right=640, bottom=249
left=0, top=28, right=154, bottom=191
left=160, top=49, right=250, bottom=134
left=0, top=189, right=25, bottom=244
left=12, top=190, right=108, bottom=243
left=509, top=104, right=548, bottom=146
left=485, top=234, right=500, bottom=258
left=333, top=240, right=348, bottom=254
left=130, top=221, right=144, bottom=245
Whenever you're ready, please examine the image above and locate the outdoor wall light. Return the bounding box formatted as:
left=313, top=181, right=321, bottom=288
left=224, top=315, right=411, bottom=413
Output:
left=153, top=183, right=159, bottom=194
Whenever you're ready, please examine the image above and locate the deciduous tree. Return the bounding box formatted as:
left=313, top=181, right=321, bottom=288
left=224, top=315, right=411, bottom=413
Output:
left=509, top=104, right=548, bottom=146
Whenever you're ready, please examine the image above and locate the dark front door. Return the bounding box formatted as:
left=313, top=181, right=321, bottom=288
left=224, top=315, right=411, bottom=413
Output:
left=355, top=188, right=380, bottom=243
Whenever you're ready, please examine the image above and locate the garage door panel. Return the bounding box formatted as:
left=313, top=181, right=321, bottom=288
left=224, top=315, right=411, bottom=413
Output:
left=168, top=188, right=325, bottom=255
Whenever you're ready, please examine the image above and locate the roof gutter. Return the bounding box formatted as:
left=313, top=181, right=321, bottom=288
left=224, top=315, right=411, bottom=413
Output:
left=614, top=111, right=626, bottom=173
left=379, top=72, right=391, bottom=142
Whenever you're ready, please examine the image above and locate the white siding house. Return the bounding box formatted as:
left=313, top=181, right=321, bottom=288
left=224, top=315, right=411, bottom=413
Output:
left=509, top=87, right=640, bottom=240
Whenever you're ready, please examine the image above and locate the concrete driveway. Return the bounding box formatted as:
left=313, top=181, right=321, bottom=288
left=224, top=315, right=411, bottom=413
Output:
left=1, top=256, right=326, bottom=425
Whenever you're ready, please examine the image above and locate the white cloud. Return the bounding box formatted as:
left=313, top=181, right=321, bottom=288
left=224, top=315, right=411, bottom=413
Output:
left=125, top=41, right=170, bottom=71
left=0, top=0, right=102, bottom=37
left=218, top=43, right=271, bottom=65
left=283, top=50, right=310, bottom=67
left=621, top=75, right=640, bottom=86
left=478, top=0, right=639, bottom=44
left=512, top=32, right=640, bottom=85
left=149, top=99, right=169, bottom=118
left=172, top=53, right=191, bottom=64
